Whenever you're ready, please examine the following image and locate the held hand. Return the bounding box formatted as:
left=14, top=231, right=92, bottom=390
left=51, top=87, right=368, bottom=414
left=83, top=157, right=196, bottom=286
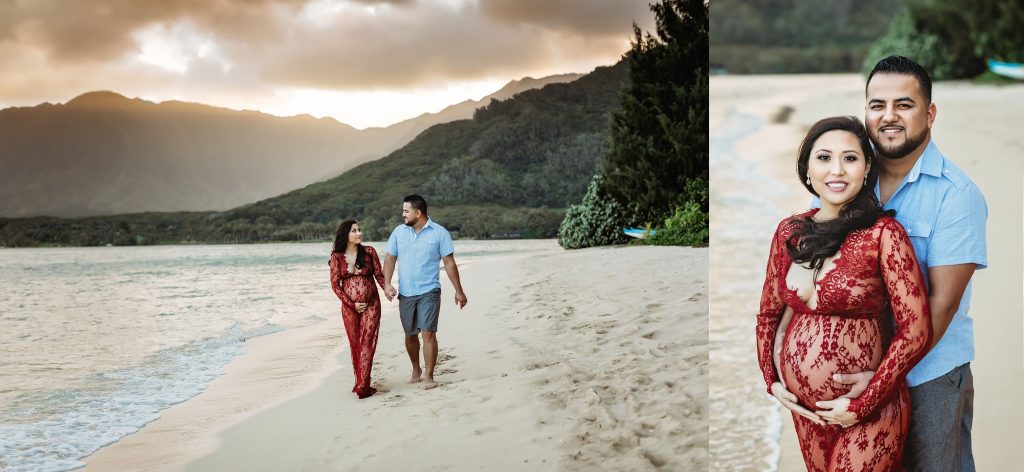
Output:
left=832, top=370, right=875, bottom=399
left=815, top=398, right=857, bottom=428
left=383, top=285, right=397, bottom=301
left=771, top=382, right=826, bottom=426
left=454, top=291, right=467, bottom=309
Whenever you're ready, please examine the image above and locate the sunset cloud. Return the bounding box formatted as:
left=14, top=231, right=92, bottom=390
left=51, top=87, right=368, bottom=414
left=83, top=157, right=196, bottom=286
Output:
left=0, top=0, right=655, bottom=127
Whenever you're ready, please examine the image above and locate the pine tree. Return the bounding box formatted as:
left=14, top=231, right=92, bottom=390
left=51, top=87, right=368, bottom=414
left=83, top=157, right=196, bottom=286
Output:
left=600, top=0, right=709, bottom=225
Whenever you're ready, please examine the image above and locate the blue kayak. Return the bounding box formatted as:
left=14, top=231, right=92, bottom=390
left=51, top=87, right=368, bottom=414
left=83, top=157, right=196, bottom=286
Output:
left=624, top=227, right=657, bottom=239
left=987, top=59, right=1024, bottom=80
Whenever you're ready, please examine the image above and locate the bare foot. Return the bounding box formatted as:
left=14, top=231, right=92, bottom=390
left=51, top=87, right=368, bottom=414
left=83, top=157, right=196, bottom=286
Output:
left=409, top=369, right=423, bottom=383
left=423, top=378, right=437, bottom=390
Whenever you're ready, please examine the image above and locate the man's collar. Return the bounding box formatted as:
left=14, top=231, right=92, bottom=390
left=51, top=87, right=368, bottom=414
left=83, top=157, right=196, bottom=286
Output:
left=407, top=217, right=433, bottom=231
left=905, top=139, right=942, bottom=183
left=917, top=139, right=943, bottom=178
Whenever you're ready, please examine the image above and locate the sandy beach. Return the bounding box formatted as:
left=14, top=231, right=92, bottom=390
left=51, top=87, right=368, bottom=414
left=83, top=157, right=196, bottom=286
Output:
left=83, top=242, right=708, bottom=471
left=710, top=74, right=1024, bottom=470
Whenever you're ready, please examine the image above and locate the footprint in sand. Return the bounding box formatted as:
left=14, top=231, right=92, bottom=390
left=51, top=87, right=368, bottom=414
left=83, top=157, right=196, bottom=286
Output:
left=473, top=425, right=499, bottom=435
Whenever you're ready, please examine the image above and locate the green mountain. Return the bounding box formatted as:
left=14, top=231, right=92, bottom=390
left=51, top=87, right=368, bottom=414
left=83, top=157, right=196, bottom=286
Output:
left=0, top=75, right=580, bottom=219
left=0, top=61, right=628, bottom=247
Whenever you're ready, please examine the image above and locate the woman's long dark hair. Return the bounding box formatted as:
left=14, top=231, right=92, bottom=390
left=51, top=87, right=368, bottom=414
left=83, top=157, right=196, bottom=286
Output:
left=331, top=219, right=366, bottom=271
left=787, top=116, right=895, bottom=271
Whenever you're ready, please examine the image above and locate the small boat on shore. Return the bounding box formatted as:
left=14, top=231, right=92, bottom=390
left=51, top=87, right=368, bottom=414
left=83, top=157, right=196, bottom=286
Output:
left=624, top=227, right=657, bottom=239
left=987, top=59, right=1024, bottom=80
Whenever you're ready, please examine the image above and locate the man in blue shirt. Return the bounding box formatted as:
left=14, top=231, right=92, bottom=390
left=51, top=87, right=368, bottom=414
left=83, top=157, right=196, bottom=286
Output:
left=819, top=56, right=987, bottom=471
left=383, top=194, right=468, bottom=389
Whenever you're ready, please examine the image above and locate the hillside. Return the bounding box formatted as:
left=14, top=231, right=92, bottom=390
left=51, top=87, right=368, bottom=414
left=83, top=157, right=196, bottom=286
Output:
left=0, top=61, right=628, bottom=246
left=0, top=75, right=579, bottom=218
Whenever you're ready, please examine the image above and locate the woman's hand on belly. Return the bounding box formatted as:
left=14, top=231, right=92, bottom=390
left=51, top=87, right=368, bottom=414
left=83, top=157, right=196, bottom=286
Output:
left=771, top=381, right=826, bottom=426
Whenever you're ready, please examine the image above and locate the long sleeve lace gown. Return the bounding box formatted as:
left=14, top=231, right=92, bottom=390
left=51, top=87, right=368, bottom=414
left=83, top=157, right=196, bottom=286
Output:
left=756, top=210, right=932, bottom=471
left=330, top=245, right=386, bottom=399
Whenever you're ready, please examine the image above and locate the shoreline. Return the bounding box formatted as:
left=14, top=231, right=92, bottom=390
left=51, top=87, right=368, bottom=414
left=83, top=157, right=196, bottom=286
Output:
left=83, top=315, right=352, bottom=470
left=84, top=243, right=708, bottom=470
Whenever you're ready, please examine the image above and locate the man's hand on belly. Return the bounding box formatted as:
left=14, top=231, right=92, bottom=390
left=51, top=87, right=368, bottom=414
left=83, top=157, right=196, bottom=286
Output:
left=832, top=370, right=876, bottom=399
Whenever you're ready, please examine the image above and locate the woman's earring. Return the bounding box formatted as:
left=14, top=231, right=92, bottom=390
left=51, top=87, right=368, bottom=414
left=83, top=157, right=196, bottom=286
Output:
left=805, top=176, right=811, bottom=186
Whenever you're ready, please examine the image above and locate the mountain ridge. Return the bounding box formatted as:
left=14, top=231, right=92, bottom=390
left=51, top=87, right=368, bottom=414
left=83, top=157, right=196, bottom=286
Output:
left=0, top=72, right=583, bottom=218
left=0, top=61, right=626, bottom=246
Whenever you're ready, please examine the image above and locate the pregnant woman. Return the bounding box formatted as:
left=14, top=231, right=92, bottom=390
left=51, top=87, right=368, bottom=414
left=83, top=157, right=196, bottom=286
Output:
left=756, top=116, right=932, bottom=471
left=329, top=220, right=390, bottom=399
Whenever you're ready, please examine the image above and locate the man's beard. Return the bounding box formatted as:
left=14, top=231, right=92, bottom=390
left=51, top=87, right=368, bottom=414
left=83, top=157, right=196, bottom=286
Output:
left=872, top=127, right=928, bottom=160
left=404, top=219, right=416, bottom=227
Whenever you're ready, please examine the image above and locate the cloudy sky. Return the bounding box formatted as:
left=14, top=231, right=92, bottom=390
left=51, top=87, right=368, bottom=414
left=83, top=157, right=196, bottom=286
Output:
left=0, top=0, right=655, bottom=128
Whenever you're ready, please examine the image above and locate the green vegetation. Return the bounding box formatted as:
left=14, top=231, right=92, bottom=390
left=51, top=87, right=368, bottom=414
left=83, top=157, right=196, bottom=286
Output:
left=557, top=175, right=630, bottom=249
left=862, top=0, right=1024, bottom=78
left=560, top=0, right=708, bottom=249
left=643, top=178, right=709, bottom=247
left=711, top=0, right=894, bottom=73
left=861, top=5, right=982, bottom=79
left=968, top=0, right=1024, bottom=62
left=711, top=0, right=1024, bottom=77
left=0, top=60, right=629, bottom=247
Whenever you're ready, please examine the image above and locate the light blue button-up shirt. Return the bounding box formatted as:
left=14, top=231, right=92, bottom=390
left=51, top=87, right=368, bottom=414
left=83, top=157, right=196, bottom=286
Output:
left=385, top=218, right=455, bottom=297
left=814, top=139, right=988, bottom=386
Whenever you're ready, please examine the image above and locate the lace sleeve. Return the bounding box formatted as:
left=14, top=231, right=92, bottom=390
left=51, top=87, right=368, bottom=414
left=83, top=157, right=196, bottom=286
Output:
left=848, top=219, right=932, bottom=420
left=756, top=219, right=791, bottom=394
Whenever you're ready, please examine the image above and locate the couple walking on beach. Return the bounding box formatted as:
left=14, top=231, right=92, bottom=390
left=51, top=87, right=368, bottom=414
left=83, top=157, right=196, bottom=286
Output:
left=756, top=56, right=986, bottom=471
left=328, top=194, right=468, bottom=399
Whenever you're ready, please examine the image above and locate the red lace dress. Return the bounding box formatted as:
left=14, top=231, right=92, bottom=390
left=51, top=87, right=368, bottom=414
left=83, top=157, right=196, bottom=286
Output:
left=329, top=246, right=386, bottom=399
left=756, top=210, right=932, bottom=471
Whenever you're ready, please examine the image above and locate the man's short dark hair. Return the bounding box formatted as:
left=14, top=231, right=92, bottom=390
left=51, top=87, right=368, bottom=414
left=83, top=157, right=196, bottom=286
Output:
left=404, top=194, right=428, bottom=215
left=866, top=55, right=933, bottom=103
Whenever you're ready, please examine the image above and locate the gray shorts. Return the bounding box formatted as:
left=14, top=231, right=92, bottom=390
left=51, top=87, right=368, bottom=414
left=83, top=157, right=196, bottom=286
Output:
left=903, top=362, right=975, bottom=472
left=399, top=288, right=440, bottom=336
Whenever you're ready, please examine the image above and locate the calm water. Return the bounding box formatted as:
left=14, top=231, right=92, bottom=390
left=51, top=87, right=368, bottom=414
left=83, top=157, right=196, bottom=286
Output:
left=0, top=240, right=556, bottom=471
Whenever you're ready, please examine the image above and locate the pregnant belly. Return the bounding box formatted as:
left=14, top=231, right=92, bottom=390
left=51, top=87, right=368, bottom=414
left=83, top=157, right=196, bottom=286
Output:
left=780, top=313, right=884, bottom=408
left=342, top=277, right=374, bottom=304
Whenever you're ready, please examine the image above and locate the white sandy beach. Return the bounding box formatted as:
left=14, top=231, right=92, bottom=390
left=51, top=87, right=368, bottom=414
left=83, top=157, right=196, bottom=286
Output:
left=83, top=243, right=708, bottom=471
left=710, top=74, right=1024, bottom=470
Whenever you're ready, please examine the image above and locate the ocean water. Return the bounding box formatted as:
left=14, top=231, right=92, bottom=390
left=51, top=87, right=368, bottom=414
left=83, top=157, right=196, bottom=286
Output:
left=709, top=109, right=790, bottom=471
left=0, top=239, right=556, bottom=471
